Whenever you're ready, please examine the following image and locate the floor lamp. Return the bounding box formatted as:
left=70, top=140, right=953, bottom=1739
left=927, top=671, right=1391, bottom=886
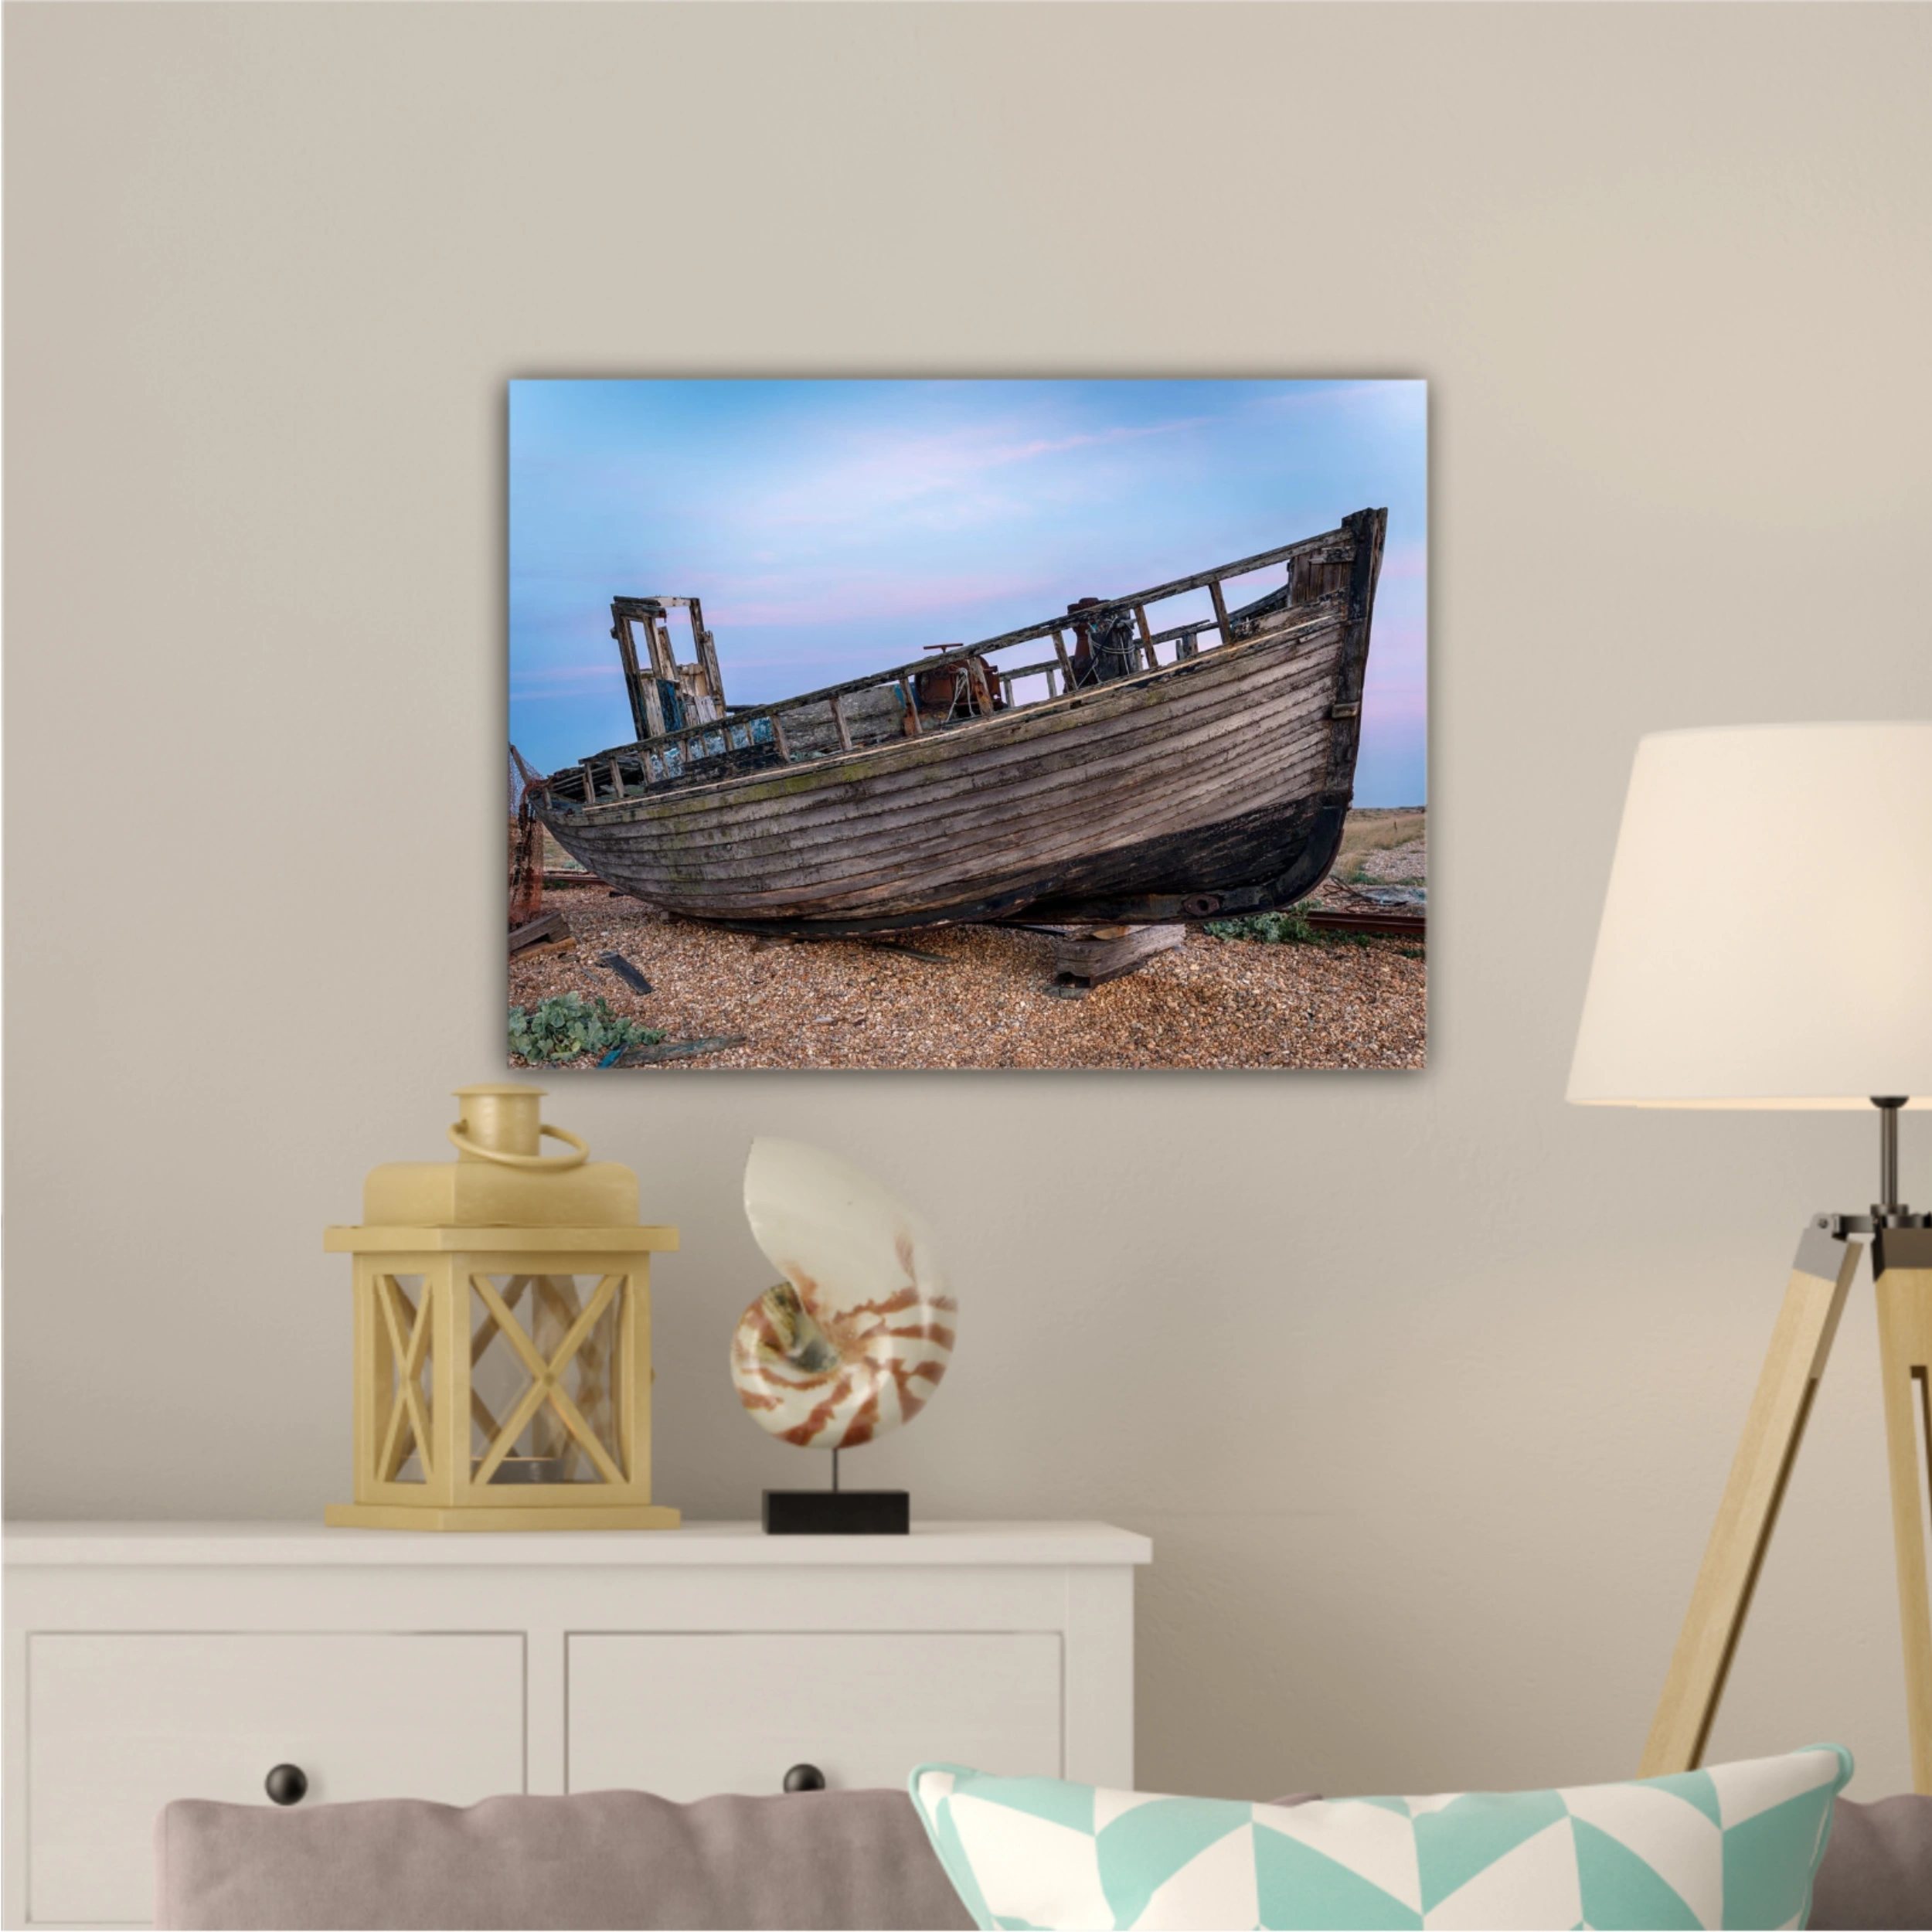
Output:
left=1568, top=722, right=1932, bottom=1790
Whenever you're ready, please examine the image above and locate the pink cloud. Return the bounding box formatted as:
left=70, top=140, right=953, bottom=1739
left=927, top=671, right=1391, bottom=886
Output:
left=747, top=413, right=1213, bottom=532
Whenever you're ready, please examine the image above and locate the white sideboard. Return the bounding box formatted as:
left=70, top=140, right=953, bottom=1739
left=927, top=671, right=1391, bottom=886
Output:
left=2, top=1520, right=1149, bottom=1930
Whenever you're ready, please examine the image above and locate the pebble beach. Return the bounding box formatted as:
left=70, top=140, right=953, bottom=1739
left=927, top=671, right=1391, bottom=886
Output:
left=509, top=813, right=1426, bottom=1073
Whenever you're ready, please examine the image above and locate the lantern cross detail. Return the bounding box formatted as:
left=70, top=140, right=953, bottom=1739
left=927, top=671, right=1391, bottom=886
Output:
left=375, top=1276, right=435, bottom=1481
left=470, top=1273, right=626, bottom=1488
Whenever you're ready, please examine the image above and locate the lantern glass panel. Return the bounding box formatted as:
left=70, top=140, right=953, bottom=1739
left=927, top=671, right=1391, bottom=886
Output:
left=470, top=1274, right=625, bottom=1485
left=373, top=1274, right=433, bottom=1485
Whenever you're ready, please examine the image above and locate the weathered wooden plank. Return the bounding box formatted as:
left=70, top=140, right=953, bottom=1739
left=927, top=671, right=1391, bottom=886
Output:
left=1209, top=577, right=1233, bottom=650
left=1047, top=922, right=1188, bottom=987
left=613, top=614, right=652, bottom=745
left=509, top=912, right=569, bottom=953
left=598, top=951, right=653, bottom=995
left=639, top=675, right=668, bottom=742
left=1050, top=627, right=1073, bottom=688
left=1303, top=908, right=1425, bottom=939
left=690, top=598, right=724, bottom=709
left=1318, top=508, right=1386, bottom=804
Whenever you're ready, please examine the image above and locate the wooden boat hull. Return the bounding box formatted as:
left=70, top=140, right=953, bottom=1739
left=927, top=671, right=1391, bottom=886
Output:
left=539, top=510, right=1385, bottom=934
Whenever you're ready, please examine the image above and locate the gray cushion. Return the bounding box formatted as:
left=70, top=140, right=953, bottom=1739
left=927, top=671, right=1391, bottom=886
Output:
left=156, top=1784, right=1932, bottom=1930
left=155, top=1787, right=975, bottom=1931
left=1811, top=1794, right=1932, bottom=1930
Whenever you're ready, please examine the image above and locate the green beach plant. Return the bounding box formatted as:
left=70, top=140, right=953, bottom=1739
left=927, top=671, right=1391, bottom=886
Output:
left=1204, top=904, right=1376, bottom=947
left=509, top=994, right=664, bottom=1065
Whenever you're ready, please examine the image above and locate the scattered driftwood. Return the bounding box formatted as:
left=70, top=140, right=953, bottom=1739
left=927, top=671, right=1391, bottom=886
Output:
left=599, top=951, right=653, bottom=994
left=509, top=912, right=570, bottom=954
left=1305, top=909, right=1426, bottom=940
left=612, top=1035, right=747, bottom=1066
left=853, top=937, right=952, bottom=964
left=1043, top=921, right=1187, bottom=988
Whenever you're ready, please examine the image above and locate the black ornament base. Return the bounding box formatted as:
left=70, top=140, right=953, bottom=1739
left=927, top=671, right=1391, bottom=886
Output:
left=762, top=1489, right=910, bottom=1536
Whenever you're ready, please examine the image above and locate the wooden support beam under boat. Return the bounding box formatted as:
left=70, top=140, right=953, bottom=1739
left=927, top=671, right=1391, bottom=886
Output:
left=1045, top=921, right=1188, bottom=988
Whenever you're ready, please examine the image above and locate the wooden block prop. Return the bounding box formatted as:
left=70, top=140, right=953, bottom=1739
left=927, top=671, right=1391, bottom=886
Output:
left=1048, top=923, right=1187, bottom=988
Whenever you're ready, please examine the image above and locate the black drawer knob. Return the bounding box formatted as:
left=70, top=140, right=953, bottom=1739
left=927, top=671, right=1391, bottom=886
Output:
left=264, top=1764, right=308, bottom=1806
left=782, top=1763, right=825, bottom=1793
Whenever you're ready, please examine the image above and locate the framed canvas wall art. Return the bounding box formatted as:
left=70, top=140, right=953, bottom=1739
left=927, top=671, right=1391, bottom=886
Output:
left=508, top=379, right=1426, bottom=1071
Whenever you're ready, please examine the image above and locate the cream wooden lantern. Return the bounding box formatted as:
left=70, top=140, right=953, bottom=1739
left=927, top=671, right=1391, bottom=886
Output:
left=324, top=1084, right=680, bottom=1532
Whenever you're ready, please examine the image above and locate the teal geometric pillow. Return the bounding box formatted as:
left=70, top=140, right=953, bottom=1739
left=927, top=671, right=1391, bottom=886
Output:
left=910, top=1745, right=1851, bottom=1930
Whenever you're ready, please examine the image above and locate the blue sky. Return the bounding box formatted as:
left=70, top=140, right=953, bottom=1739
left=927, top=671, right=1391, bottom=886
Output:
left=509, top=379, right=1426, bottom=804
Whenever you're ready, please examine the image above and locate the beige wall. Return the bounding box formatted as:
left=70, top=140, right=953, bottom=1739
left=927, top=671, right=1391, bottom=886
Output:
left=7, top=2, right=1930, bottom=1801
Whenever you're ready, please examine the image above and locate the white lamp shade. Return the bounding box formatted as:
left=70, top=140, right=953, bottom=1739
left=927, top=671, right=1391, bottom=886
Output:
left=1569, top=723, right=1932, bottom=1108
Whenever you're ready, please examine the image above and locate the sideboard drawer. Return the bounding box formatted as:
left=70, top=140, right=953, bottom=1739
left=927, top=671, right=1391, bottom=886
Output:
left=29, top=1631, right=524, bottom=1926
left=567, top=1632, right=1062, bottom=1800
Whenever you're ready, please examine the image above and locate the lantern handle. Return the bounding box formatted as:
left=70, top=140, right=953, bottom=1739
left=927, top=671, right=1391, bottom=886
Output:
left=447, top=1121, right=590, bottom=1170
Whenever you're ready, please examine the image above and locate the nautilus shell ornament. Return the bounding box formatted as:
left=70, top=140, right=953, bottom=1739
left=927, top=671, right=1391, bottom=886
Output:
left=730, top=1138, right=956, bottom=1450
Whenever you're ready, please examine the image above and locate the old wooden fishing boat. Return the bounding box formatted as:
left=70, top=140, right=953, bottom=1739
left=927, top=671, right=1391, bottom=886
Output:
left=532, top=506, right=1387, bottom=933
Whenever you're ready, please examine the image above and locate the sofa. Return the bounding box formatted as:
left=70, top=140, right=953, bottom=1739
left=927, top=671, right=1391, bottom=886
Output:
left=156, top=1784, right=1931, bottom=1929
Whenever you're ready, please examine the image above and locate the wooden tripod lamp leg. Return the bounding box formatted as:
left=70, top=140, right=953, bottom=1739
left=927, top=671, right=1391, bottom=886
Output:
left=1639, top=1226, right=1863, bottom=1777
left=1874, top=1228, right=1932, bottom=1794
